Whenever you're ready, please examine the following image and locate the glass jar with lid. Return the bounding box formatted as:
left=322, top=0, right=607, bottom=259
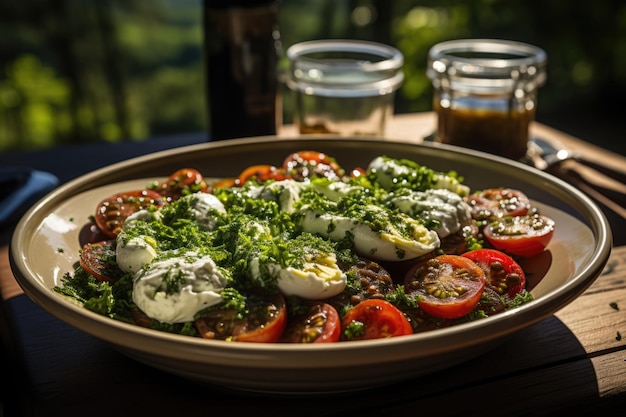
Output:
left=286, top=39, right=404, bottom=137
left=427, top=39, right=547, bottom=160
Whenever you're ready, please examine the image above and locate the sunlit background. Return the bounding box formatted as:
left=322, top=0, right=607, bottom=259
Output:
left=1, top=0, right=624, bottom=154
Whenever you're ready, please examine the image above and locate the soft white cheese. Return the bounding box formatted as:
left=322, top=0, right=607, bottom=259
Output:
left=182, top=192, right=226, bottom=231
left=238, top=219, right=346, bottom=298
left=390, top=188, right=472, bottom=238
left=248, top=179, right=305, bottom=213
left=272, top=255, right=346, bottom=300
left=116, top=235, right=158, bottom=273
left=368, top=156, right=410, bottom=190
left=309, top=181, right=360, bottom=202
left=433, top=176, right=470, bottom=197
left=299, top=210, right=356, bottom=242
left=132, top=252, right=228, bottom=324
left=367, top=156, right=470, bottom=196
left=124, top=208, right=162, bottom=226
left=299, top=208, right=439, bottom=261
left=351, top=220, right=439, bottom=261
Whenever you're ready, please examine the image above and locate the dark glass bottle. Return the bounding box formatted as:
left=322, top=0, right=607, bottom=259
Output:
left=203, top=0, right=281, bottom=141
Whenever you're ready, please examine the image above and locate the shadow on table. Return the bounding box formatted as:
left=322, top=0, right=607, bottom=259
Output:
left=367, top=316, right=604, bottom=416
left=0, top=292, right=612, bottom=417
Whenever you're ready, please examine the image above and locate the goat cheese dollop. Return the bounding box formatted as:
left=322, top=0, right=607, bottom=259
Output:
left=132, top=252, right=229, bottom=324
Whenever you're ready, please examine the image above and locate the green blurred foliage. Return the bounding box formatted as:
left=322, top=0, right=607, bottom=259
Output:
left=1, top=0, right=624, bottom=152
left=0, top=0, right=205, bottom=151
left=0, top=55, right=72, bottom=148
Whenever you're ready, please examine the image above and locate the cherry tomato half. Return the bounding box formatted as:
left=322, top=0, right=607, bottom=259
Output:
left=195, top=291, right=287, bottom=343
left=341, top=299, right=413, bottom=341
left=404, top=255, right=486, bottom=319
left=349, top=167, right=367, bottom=178
left=211, top=178, right=237, bottom=189
left=402, top=307, right=452, bottom=333
left=465, top=188, right=531, bottom=221
left=282, top=151, right=344, bottom=181
left=156, top=168, right=209, bottom=202
left=280, top=301, right=341, bottom=343
left=474, top=287, right=509, bottom=316
left=462, top=248, right=526, bottom=298
left=80, top=240, right=124, bottom=283
left=483, top=214, right=555, bottom=258
left=235, top=164, right=290, bottom=186
left=95, top=190, right=165, bottom=238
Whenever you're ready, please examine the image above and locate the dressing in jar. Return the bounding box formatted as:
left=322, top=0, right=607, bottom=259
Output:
left=427, top=39, right=547, bottom=160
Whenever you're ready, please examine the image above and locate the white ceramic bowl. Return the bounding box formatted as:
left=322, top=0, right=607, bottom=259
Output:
left=10, top=136, right=612, bottom=394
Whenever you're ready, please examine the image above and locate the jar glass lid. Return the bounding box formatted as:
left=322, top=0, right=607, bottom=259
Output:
left=427, top=39, right=547, bottom=94
left=286, top=39, right=404, bottom=97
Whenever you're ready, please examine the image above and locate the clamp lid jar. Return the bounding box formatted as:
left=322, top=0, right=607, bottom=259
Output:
left=427, top=39, right=547, bottom=160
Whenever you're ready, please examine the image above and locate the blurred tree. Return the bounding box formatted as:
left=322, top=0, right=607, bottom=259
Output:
left=0, top=55, right=71, bottom=149
left=0, top=0, right=204, bottom=151
left=0, top=0, right=624, bottom=153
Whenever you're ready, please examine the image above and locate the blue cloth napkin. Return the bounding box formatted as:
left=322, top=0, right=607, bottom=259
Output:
left=0, top=166, right=59, bottom=227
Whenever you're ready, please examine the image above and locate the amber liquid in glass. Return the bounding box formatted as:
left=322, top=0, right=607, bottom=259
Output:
left=435, top=101, right=533, bottom=161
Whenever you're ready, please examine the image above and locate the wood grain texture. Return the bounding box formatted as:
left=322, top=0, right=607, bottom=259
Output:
left=0, top=245, right=21, bottom=300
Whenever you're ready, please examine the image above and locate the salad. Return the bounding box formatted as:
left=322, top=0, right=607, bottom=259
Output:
left=55, top=151, right=555, bottom=343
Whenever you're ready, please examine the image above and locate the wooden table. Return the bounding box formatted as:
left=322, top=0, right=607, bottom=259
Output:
left=2, top=113, right=626, bottom=415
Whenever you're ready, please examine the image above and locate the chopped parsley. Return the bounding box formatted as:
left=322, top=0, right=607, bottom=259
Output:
left=343, top=320, right=365, bottom=340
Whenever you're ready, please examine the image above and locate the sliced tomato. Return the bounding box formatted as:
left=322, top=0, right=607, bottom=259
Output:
left=235, top=164, right=290, bottom=186
left=341, top=299, right=413, bottom=341
left=78, top=221, right=108, bottom=247
left=404, top=254, right=486, bottom=319
left=465, top=188, right=531, bottom=221
left=156, top=168, right=209, bottom=202
left=95, top=189, right=165, bottom=238
left=280, top=301, right=341, bottom=343
left=131, top=308, right=152, bottom=328
left=483, top=214, right=555, bottom=258
left=79, top=240, right=123, bottom=283
left=211, top=178, right=237, bottom=189
left=462, top=248, right=526, bottom=298
left=473, top=287, right=509, bottom=316
left=402, top=307, right=452, bottom=333
left=282, top=150, right=344, bottom=181
left=349, top=167, right=367, bottom=178
left=195, top=291, right=287, bottom=343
